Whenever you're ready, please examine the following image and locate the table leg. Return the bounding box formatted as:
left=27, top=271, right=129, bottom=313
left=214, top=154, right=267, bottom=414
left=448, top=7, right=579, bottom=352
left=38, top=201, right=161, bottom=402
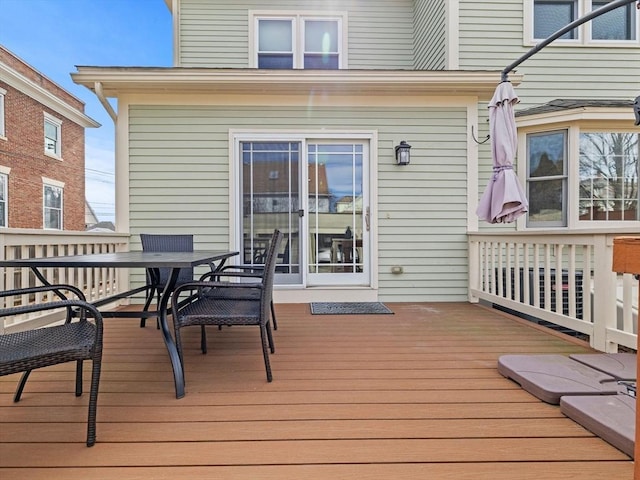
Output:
left=158, top=267, right=185, bottom=399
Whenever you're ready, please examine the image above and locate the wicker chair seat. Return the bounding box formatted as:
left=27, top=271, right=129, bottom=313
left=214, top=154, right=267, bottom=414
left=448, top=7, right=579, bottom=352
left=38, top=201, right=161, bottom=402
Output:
left=176, top=294, right=262, bottom=328
left=0, top=321, right=97, bottom=375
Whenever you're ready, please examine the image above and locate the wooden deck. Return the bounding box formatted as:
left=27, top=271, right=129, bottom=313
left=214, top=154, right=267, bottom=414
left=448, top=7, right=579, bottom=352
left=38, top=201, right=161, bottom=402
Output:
left=0, top=302, right=634, bottom=479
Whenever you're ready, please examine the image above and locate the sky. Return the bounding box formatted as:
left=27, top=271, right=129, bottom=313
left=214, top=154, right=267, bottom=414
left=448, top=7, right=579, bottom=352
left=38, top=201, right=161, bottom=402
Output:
left=0, top=0, right=173, bottom=223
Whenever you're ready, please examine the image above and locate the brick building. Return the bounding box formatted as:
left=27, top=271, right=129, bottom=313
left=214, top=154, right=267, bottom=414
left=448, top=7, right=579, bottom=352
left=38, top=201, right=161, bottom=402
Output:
left=0, top=46, right=99, bottom=230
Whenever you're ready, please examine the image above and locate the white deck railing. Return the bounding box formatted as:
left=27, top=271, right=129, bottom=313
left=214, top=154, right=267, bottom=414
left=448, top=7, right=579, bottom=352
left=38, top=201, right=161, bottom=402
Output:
left=469, top=229, right=639, bottom=353
left=0, top=229, right=130, bottom=333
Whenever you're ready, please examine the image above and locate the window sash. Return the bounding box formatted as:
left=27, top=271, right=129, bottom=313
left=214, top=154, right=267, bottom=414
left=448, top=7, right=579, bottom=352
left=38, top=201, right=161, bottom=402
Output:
left=44, top=118, right=60, bottom=156
left=43, top=184, right=63, bottom=229
left=592, top=1, right=636, bottom=40
left=0, top=173, right=6, bottom=228
left=534, top=0, right=578, bottom=40
left=578, top=132, right=639, bottom=221
left=526, top=130, right=568, bottom=227
left=0, top=92, right=5, bottom=137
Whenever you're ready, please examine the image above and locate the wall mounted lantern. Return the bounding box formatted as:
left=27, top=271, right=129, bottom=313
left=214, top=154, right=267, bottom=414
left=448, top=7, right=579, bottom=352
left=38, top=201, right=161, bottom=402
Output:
left=395, top=141, right=412, bottom=165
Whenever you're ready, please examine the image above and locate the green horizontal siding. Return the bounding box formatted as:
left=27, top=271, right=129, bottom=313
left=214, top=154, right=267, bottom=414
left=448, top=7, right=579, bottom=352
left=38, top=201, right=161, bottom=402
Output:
left=128, top=103, right=469, bottom=302
left=178, top=0, right=415, bottom=68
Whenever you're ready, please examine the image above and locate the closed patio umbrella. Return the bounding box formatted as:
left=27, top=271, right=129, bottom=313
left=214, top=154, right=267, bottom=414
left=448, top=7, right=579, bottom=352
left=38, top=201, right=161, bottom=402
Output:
left=476, top=81, right=528, bottom=224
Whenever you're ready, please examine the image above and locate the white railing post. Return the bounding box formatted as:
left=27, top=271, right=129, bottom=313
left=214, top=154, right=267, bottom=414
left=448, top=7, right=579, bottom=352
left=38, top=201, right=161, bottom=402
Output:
left=468, top=238, right=480, bottom=303
left=591, top=234, right=618, bottom=352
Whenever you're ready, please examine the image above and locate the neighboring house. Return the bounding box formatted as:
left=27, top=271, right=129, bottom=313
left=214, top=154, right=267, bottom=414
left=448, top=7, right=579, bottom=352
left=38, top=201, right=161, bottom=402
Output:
left=0, top=46, right=99, bottom=231
left=71, top=0, right=639, bottom=303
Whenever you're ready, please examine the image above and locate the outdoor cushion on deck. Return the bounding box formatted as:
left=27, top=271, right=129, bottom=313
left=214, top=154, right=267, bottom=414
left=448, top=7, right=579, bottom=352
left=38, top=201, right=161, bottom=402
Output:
left=498, top=354, right=619, bottom=404
left=560, top=394, right=635, bottom=458
left=569, top=353, right=637, bottom=381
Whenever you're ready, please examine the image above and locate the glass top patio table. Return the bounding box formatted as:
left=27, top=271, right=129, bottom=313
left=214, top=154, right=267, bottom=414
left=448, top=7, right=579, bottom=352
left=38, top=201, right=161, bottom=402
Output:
left=0, top=250, right=239, bottom=399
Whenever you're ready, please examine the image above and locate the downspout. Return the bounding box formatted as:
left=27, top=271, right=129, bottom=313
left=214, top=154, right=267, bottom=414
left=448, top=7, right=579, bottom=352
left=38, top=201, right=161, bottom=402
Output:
left=502, top=0, right=639, bottom=82
left=93, top=82, right=117, bottom=122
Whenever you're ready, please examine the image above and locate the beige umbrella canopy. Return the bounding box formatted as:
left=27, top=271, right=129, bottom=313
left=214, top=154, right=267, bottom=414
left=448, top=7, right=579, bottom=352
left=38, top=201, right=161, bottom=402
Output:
left=476, top=81, right=528, bottom=224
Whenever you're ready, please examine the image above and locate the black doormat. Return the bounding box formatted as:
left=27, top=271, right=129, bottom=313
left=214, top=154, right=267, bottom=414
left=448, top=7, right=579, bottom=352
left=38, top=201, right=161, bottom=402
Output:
left=310, top=302, right=393, bottom=315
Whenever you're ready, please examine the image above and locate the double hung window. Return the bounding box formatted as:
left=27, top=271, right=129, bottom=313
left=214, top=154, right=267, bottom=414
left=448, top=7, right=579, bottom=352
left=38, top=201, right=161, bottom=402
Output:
left=0, top=172, right=7, bottom=227
left=44, top=113, right=62, bottom=158
left=253, top=12, right=344, bottom=69
left=43, top=182, right=63, bottom=230
left=0, top=88, right=5, bottom=138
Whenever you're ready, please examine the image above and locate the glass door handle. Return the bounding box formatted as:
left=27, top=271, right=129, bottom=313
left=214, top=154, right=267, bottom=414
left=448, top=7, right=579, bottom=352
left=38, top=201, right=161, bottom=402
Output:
left=365, top=207, right=370, bottom=231
left=298, top=209, right=305, bottom=217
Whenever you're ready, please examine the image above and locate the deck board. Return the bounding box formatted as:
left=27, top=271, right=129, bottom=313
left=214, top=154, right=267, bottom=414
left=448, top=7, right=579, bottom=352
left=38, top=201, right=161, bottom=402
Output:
left=0, top=302, right=634, bottom=478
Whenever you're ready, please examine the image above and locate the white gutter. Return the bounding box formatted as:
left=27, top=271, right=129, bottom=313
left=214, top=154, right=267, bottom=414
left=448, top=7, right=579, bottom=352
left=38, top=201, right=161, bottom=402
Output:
left=94, top=82, right=117, bottom=123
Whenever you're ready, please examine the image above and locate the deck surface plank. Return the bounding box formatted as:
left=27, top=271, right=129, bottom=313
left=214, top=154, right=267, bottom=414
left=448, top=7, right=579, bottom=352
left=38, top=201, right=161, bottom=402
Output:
left=0, top=302, right=634, bottom=478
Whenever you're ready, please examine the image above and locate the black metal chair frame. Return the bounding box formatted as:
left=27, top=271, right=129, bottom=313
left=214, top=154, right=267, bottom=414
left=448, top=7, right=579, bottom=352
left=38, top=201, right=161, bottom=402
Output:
left=0, top=284, right=103, bottom=447
left=171, top=229, right=283, bottom=385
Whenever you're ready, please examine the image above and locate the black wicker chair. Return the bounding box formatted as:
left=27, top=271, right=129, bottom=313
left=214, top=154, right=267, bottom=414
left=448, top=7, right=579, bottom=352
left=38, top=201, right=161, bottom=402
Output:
left=198, top=229, right=282, bottom=330
left=139, top=233, right=194, bottom=327
left=0, top=284, right=103, bottom=447
left=171, top=229, right=283, bottom=385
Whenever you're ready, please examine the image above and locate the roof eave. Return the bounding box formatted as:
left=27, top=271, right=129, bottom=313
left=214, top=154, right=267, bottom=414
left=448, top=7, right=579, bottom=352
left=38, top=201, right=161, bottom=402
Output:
left=71, top=68, right=520, bottom=99
left=516, top=106, right=636, bottom=128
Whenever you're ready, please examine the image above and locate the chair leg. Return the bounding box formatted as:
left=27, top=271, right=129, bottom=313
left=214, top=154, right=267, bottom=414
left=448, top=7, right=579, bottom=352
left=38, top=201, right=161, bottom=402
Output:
left=86, top=357, right=102, bottom=447
left=266, top=321, right=275, bottom=354
left=270, top=300, right=278, bottom=330
left=13, top=370, right=32, bottom=402
left=75, top=360, right=84, bottom=397
left=260, top=324, right=273, bottom=382
left=200, top=325, right=207, bottom=354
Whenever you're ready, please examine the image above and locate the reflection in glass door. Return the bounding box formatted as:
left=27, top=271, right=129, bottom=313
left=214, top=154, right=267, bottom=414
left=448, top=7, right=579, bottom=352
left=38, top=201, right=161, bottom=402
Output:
left=240, top=142, right=301, bottom=284
left=307, top=143, right=368, bottom=285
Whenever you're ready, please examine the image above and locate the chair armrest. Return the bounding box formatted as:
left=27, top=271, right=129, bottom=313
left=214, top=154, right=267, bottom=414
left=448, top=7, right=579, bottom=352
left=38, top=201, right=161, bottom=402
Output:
left=199, top=268, right=264, bottom=282
left=171, top=281, right=264, bottom=312
left=0, top=298, right=103, bottom=330
left=0, top=284, right=87, bottom=301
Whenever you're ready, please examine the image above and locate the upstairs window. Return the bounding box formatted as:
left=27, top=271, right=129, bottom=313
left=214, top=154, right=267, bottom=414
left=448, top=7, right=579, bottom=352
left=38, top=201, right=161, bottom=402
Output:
left=44, top=113, right=62, bottom=158
left=591, top=1, right=637, bottom=40
left=529, top=0, right=638, bottom=43
left=43, top=181, right=63, bottom=230
left=534, top=1, right=578, bottom=40
left=252, top=12, right=345, bottom=69
left=0, top=88, right=6, bottom=138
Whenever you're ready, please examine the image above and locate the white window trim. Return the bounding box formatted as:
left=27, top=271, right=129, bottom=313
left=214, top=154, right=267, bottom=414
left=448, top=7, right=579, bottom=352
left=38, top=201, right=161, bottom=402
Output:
left=0, top=87, right=6, bottom=139
left=42, top=177, right=64, bottom=230
left=44, top=112, right=62, bottom=159
left=249, top=10, right=348, bottom=69
left=523, top=0, right=640, bottom=47
left=0, top=166, right=9, bottom=228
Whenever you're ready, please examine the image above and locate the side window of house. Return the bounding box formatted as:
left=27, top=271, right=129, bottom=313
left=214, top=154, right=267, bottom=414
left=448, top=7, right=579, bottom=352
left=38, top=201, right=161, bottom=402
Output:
left=254, top=13, right=343, bottom=69
left=0, top=172, right=7, bottom=227
left=579, top=132, right=639, bottom=221
left=591, top=0, right=637, bottom=40
left=43, top=183, right=63, bottom=229
left=526, top=130, right=568, bottom=227
left=0, top=88, right=6, bottom=138
left=534, top=0, right=577, bottom=40
left=531, top=1, right=637, bottom=42
left=44, top=113, right=62, bottom=158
